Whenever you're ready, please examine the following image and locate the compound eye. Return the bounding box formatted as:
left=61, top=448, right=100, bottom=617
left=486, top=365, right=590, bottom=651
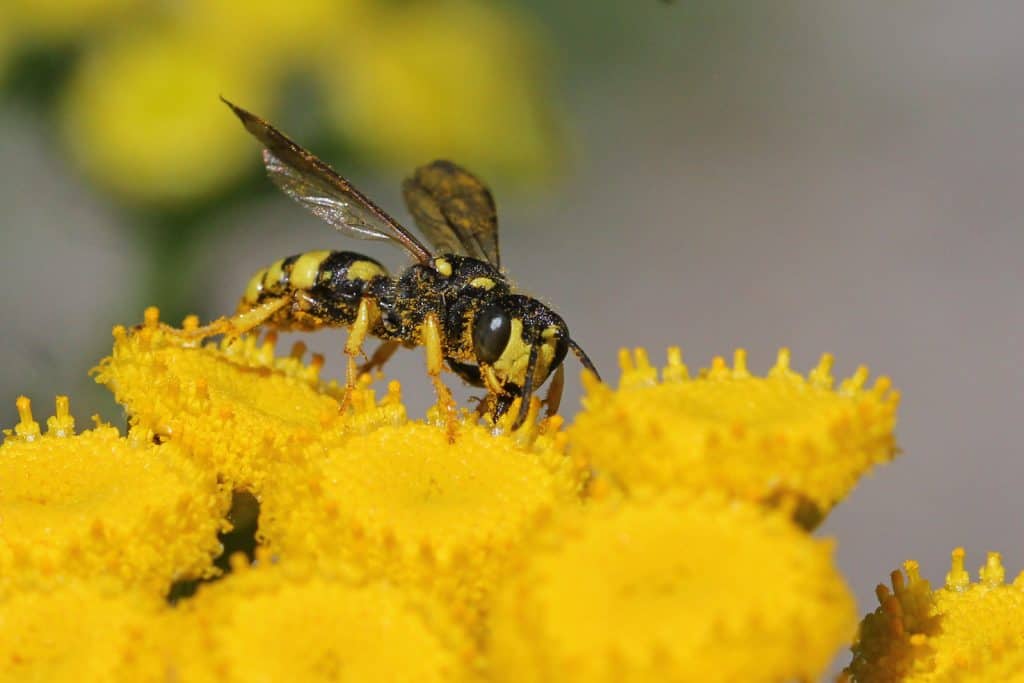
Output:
left=472, top=304, right=512, bottom=365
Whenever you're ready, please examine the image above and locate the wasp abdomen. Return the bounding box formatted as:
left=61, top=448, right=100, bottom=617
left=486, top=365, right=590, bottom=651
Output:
left=240, top=250, right=389, bottom=330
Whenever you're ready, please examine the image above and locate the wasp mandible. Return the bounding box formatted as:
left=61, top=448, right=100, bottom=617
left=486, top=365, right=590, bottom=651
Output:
left=196, top=98, right=599, bottom=428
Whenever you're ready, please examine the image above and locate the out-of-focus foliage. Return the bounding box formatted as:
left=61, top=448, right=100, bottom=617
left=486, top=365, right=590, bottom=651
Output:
left=6, top=0, right=558, bottom=206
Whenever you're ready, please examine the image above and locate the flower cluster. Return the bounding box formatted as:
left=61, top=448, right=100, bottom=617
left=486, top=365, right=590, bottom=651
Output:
left=0, top=306, right=1016, bottom=681
left=843, top=548, right=1024, bottom=682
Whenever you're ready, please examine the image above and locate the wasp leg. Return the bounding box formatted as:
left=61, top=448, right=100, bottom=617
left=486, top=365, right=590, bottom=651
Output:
left=357, top=340, right=401, bottom=377
left=542, top=362, right=565, bottom=418
left=423, top=313, right=457, bottom=439
left=180, top=297, right=289, bottom=341
left=344, top=299, right=376, bottom=388
left=335, top=298, right=376, bottom=415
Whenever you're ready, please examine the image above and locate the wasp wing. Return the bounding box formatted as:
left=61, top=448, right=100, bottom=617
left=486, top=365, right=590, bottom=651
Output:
left=402, top=160, right=500, bottom=268
left=223, top=97, right=433, bottom=265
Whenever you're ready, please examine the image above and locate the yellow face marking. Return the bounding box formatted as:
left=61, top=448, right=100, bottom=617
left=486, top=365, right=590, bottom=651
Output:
left=290, top=250, right=332, bottom=290
left=468, top=277, right=496, bottom=290
left=434, top=258, right=453, bottom=277
left=482, top=365, right=504, bottom=394
left=347, top=260, right=387, bottom=282
left=244, top=270, right=266, bottom=303
left=263, top=259, right=286, bottom=290
left=491, top=320, right=558, bottom=387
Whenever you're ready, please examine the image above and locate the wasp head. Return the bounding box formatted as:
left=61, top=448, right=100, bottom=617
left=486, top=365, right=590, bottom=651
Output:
left=471, top=294, right=597, bottom=427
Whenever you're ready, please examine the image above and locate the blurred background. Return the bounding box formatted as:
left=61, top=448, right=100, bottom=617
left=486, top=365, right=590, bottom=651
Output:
left=1, top=0, right=1022, bottom=671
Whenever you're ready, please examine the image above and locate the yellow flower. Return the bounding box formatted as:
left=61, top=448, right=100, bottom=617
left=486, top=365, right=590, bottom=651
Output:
left=842, top=548, right=1024, bottom=682
left=260, top=412, right=585, bottom=637
left=92, top=308, right=382, bottom=493
left=179, top=559, right=478, bottom=683
left=8, top=300, right=919, bottom=678
left=320, top=0, right=557, bottom=179
left=95, top=309, right=585, bottom=638
left=181, top=0, right=358, bottom=76
left=36, top=0, right=556, bottom=203
left=0, top=581, right=170, bottom=683
left=488, top=494, right=857, bottom=683
left=571, top=347, right=900, bottom=528
left=61, top=27, right=273, bottom=205
left=5, top=0, right=141, bottom=45
left=0, top=395, right=230, bottom=597
left=0, top=7, right=10, bottom=78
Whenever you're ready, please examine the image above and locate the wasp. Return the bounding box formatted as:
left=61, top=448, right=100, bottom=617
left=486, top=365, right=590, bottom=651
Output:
left=195, top=98, right=599, bottom=429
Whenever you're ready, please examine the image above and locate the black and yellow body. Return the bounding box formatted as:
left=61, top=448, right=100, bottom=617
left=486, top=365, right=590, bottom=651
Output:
left=241, top=250, right=389, bottom=332
left=238, top=251, right=572, bottom=420
left=195, top=99, right=599, bottom=429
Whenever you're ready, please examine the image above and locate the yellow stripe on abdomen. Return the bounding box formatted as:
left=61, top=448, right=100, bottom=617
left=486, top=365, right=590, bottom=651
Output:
left=346, top=259, right=388, bottom=282
left=262, top=258, right=287, bottom=294
left=244, top=269, right=267, bottom=304
left=290, top=250, right=333, bottom=290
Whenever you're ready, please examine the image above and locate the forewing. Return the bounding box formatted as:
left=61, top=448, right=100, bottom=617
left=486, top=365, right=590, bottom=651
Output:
left=402, top=160, right=500, bottom=268
left=223, top=97, right=432, bottom=264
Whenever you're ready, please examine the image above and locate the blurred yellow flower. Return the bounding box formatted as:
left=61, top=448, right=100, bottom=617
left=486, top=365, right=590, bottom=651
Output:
left=321, top=0, right=557, bottom=178
left=27, top=0, right=556, bottom=203
left=61, top=27, right=273, bottom=205
left=572, top=347, right=900, bottom=528
left=0, top=561, right=477, bottom=683
left=180, top=559, right=478, bottom=683
left=489, top=494, right=857, bottom=682
left=842, top=548, right=1024, bottom=682
left=5, top=0, right=142, bottom=45
left=0, top=7, right=10, bottom=79
left=0, top=581, right=170, bottom=683
left=180, top=0, right=357, bottom=74
left=0, top=395, right=230, bottom=597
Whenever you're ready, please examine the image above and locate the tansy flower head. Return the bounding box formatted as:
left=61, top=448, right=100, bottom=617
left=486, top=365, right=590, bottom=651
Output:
left=0, top=395, right=230, bottom=597
left=319, top=0, right=555, bottom=179
left=488, top=494, right=857, bottom=682
left=0, top=581, right=171, bottom=683
left=61, top=27, right=272, bottom=204
left=15, top=0, right=558, bottom=203
left=178, top=559, right=478, bottom=683
left=843, top=548, right=1024, bottom=682
left=92, top=308, right=404, bottom=493
left=180, top=0, right=357, bottom=77
left=572, top=347, right=900, bottom=528
left=5, top=0, right=140, bottom=45
left=259, top=412, right=584, bottom=637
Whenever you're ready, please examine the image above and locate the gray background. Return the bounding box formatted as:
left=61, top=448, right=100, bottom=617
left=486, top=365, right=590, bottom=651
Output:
left=2, top=2, right=1022, bottom=672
